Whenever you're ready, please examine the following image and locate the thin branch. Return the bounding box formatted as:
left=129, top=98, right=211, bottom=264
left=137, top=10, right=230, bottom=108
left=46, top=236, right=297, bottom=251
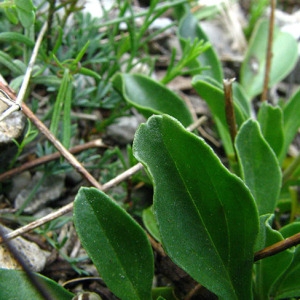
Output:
left=186, top=116, right=207, bottom=132
left=0, top=139, right=107, bottom=182
left=223, top=78, right=237, bottom=146
left=261, top=0, right=276, bottom=102
left=16, top=23, right=48, bottom=106
left=0, top=163, right=144, bottom=243
left=0, top=23, right=48, bottom=122
left=254, top=232, right=300, bottom=261
left=21, top=103, right=102, bottom=190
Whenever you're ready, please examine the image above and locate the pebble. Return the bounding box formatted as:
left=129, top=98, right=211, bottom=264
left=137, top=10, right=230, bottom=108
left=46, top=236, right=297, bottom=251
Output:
left=106, top=115, right=145, bottom=145
left=13, top=171, right=65, bottom=214
left=0, top=225, right=50, bottom=272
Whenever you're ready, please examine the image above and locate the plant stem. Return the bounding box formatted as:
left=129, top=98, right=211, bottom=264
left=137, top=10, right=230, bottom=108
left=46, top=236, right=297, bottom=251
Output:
left=16, top=22, right=48, bottom=107
left=254, top=231, right=300, bottom=261
left=261, top=0, right=276, bottom=102
left=223, top=78, right=237, bottom=145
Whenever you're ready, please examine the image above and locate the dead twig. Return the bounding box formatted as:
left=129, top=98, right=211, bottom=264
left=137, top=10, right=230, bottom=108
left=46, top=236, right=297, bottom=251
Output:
left=0, top=163, right=144, bottom=243
left=0, top=23, right=48, bottom=122
left=0, top=139, right=107, bottom=182
left=261, top=0, right=276, bottom=101
left=21, top=103, right=102, bottom=190
left=223, top=78, right=237, bottom=146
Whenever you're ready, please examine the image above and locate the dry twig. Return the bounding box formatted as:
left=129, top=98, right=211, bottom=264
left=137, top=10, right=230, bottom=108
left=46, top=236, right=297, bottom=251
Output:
left=261, top=0, right=276, bottom=101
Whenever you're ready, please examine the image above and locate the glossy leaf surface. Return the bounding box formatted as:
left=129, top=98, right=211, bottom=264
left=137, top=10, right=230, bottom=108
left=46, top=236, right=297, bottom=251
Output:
left=133, top=114, right=259, bottom=299
left=112, top=73, right=193, bottom=127
left=0, top=269, right=73, bottom=300
left=236, top=119, right=281, bottom=215
left=74, top=187, right=154, bottom=300
left=241, top=20, right=298, bottom=99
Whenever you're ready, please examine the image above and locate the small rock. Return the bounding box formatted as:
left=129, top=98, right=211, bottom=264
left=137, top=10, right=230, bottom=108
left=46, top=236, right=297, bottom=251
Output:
left=106, top=115, right=145, bottom=145
left=0, top=225, right=50, bottom=272
left=14, top=171, right=65, bottom=214
left=0, top=110, right=26, bottom=172
left=8, top=171, right=31, bottom=200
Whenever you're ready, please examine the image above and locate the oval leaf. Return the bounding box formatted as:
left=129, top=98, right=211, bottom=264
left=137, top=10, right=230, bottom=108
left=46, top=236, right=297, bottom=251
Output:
left=257, top=102, right=284, bottom=159
left=133, top=114, right=259, bottom=299
left=178, top=12, right=223, bottom=82
left=271, top=223, right=300, bottom=299
left=235, top=119, right=281, bottom=215
left=112, top=73, right=193, bottom=127
left=0, top=269, right=73, bottom=300
left=240, top=19, right=298, bottom=99
left=281, top=89, right=300, bottom=163
left=73, top=187, right=154, bottom=300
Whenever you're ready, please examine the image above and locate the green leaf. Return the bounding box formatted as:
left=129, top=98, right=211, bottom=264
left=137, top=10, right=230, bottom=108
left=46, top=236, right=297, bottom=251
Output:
left=79, top=67, right=101, bottom=81
left=133, top=114, right=259, bottom=300
left=253, top=215, right=293, bottom=300
left=0, top=51, right=24, bottom=75
left=73, top=187, right=154, bottom=300
left=0, top=269, right=73, bottom=300
left=15, top=0, right=35, bottom=12
left=15, top=0, right=35, bottom=28
left=142, top=206, right=161, bottom=243
left=112, top=73, right=193, bottom=127
left=63, top=78, right=72, bottom=149
left=3, top=6, right=19, bottom=25
left=232, top=82, right=251, bottom=117
left=192, top=75, right=247, bottom=157
left=31, top=75, right=62, bottom=87
left=16, top=9, right=35, bottom=29
left=50, top=68, right=72, bottom=147
left=257, top=102, right=284, bottom=159
left=280, top=88, right=300, bottom=163
left=151, top=287, right=176, bottom=300
left=0, top=32, right=34, bottom=47
left=271, top=222, right=300, bottom=299
left=240, top=19, right=298, bottom=99
left=235, top=119, right=281, bottom=215
left=178, top=12, right=223, bottom=82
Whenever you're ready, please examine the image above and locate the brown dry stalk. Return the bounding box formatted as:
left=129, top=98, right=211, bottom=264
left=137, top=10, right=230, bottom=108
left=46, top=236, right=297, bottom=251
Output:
left=0, top=163, right=144, bottom=243
left=0, top=139, right=107, bottom=182
left=21, top=103, right=102, bottom=190
left=261, top=0, right=276, bottom=101
left=254, top=232, right=300, bottom=261
left=223, top=78, right=237, bottom=145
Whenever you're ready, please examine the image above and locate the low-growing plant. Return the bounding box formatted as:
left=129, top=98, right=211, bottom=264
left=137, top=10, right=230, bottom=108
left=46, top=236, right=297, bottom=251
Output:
left=72, top=7, right=300, bottom=300
left=1, top=1, right=300, bottom=300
